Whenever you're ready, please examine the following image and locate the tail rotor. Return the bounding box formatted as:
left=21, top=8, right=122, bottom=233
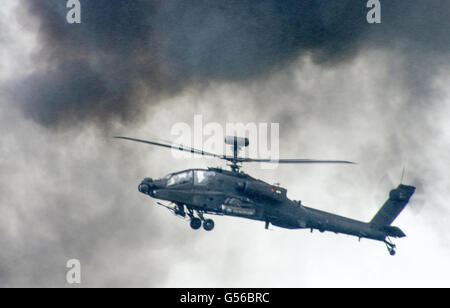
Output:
left=374, top=168, right=425, bottom=215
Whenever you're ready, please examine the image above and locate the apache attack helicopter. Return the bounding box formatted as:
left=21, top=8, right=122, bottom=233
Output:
left=115, top=136, right=415, bottom=255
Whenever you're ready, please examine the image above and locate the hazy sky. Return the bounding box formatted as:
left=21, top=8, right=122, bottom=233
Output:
left=1, top=1, right=449, bottom=287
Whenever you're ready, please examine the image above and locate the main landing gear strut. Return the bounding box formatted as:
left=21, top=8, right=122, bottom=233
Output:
left=187, top=208, right=214, bottom=231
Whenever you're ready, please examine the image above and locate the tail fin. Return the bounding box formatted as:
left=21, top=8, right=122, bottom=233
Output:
left=370, top=184, right=416, bottom=226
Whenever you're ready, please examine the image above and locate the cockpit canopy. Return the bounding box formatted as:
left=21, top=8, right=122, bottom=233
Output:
left=194, top=170, right=215, bottom=185
left=165, top=170, right=215, bottom=187
left=166, top=170, right=192, bottom=186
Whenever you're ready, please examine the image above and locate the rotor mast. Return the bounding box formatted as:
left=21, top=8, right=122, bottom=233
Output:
left=224, top=136, right=249, bottom=172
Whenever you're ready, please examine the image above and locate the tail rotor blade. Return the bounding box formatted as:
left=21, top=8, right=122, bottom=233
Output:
left=374, top=173, right=396, bottom=207
left=407, top=176, right=426, bottom=215
left=374, top=170, right=425, bottom=215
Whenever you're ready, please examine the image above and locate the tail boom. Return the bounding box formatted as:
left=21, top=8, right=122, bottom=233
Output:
left=299, top=184, right=415, bottom=244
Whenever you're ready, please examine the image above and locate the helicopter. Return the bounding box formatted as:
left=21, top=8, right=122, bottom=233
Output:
left=115, top=135, right=416, bottom=256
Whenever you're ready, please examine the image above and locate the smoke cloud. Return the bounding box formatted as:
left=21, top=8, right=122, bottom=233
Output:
left=1, top=1, right=450, bottom=287
left=10, top=0, right=450, bottom=128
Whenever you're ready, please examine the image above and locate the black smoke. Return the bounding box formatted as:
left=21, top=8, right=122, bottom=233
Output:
left=2, top=1, right=450, bottom=287
left=10, top=0, right=450, bottom=128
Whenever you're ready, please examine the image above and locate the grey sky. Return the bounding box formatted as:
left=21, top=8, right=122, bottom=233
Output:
left=1, top=1, right=449, bottom=287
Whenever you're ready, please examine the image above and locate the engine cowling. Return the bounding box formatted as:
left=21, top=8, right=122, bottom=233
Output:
left=237, top=180, right=287, bottom=202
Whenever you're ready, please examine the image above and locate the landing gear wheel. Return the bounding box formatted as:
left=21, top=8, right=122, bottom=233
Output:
left=385, top=239, right=396, bottom=256
left=203, top=219, right=215, bottom=231
left=190, top=217, right=202, bottom=230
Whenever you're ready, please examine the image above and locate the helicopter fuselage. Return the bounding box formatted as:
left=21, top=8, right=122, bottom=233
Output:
left=137, top=167, right=412, bottom=245
left=116, top=135, right=415, bottom=255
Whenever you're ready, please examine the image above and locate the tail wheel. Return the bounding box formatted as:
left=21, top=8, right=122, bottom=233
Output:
left=203, top=219, right=215, bottom=231
left=190, top=217, right=202, bottom=230
left=385, top=239, right=396, bottom=256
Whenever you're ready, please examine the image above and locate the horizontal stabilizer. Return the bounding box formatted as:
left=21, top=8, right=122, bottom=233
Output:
left=382, top=225, right=406, bottom=238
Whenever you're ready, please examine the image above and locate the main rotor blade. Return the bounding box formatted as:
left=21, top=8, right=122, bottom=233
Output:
left=114, top=136, right=225, bottom=159
left=114, top=136, right=356, bottom=165
left=241, top=158, right=356, bottom=164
